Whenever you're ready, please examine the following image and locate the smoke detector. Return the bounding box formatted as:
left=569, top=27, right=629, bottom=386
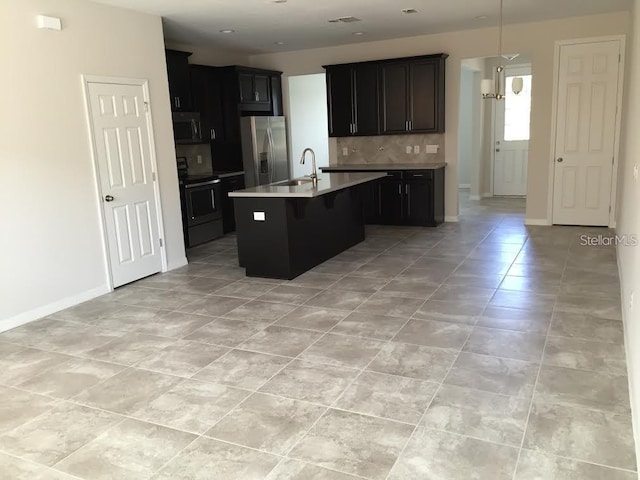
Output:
left=328, top=16, right=362, bottom=23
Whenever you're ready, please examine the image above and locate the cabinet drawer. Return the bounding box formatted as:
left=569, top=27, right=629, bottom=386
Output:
left=404, top=170, right=434, bottom=180
left=383, top=171, right=403, bottom=180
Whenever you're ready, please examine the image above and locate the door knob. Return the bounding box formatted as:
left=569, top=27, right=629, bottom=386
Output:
left=104, top=195, right=114, bottom=202
left=496, top=149, right=500, bottom=152
left=557, top=157, right=564, bottom=163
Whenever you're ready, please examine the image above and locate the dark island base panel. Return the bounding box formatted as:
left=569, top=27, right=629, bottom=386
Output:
left=234, top=188, right=365, bottom=280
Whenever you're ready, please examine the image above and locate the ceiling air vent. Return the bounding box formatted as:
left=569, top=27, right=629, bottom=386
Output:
left=402, top=8, right=419, bottom=14
left=328, top=16, right=362, bottom=23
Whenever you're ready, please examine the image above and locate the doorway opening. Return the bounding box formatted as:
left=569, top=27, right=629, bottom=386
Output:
left=457, top=56, right=532, bottom=218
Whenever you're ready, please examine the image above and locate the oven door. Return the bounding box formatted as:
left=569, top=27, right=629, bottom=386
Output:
left=185, top=180, right=222, bottom=227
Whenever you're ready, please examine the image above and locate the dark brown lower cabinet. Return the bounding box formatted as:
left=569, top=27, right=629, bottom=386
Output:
left=356, top=169, right=444, bottom=226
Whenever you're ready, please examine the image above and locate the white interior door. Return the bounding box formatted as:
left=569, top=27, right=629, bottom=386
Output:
left=552, top=40, right=621, bottom=226
left=86, top=80, right=163, bottom=287
left=494, top=68, right=531, bottom=196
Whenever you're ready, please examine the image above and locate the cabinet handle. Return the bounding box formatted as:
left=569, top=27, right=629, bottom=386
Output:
left=408, top=120, right=412, bottom=131
left=211, top=128, right=216, bottom=140
left=398, top=184, right=402, bottom=195
left=406, top=184, right=411, bottom=216
left=255, top=91, right=259, bottom=101
left=177, top=97, right=181, bottom=109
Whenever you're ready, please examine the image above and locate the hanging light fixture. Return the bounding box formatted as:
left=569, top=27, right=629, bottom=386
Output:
left=482, top=0, right=521, bottom=100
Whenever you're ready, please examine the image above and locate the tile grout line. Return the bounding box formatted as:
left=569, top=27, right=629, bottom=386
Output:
left=509, top=235, right=569, bottom=480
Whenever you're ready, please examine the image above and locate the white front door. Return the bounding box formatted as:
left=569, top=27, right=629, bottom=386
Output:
left=552, top=40, right=622, bottom=226
left=86, top=80, right=163, bottom=287
left=494, top=68, right=531, bottom=196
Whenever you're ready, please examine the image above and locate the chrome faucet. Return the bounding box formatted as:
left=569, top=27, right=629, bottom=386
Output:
left=300, top=148, right=318, bottom=185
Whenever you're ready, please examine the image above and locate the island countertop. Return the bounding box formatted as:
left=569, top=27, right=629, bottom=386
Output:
left=321, top=163, right=446, bottom=171
left=228, top=172, right=387, bottom=198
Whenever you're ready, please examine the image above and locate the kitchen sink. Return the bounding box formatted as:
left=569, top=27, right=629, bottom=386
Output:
left=282, top=178, right=318, bottom=186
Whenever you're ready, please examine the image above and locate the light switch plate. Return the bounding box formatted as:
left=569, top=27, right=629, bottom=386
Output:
left=406, top=146, right=413, bottom=154
left=414, top=145, right=420, bottom=154
left=342, top=147, right=349, bottom=156
left=634, top=164, right=638, bottom=181
left=253, top=212, right=266, bottom=221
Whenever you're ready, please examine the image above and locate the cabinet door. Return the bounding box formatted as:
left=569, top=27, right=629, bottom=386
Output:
left=254, top=74, right=271, bottom=104
left=380, top=63, right=409, bottom=134
left=378, top=176, right=404, bottom=224
left=165, top=50, right=192, bottom=111
left=409, top=61, right=438, bottom=132
left=238, top=73, right=255, bottom=103
left=190, top=67, right=225, bottom=143
left=270, top=74, right=284, bottom=116
left=404, top=179, right=433, bottom=226
left=326, top=66, right=354, bottom=137
left=352, top=64, right=379, bottom=136
left=221, top=175, right=245, bottom=233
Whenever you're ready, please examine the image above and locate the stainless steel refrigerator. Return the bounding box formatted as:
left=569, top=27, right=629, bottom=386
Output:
left=240, top=116, right=290, bottom=187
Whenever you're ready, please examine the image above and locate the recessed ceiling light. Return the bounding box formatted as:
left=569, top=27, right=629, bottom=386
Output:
left=352, top=31, right=366, bottom=36
left=475, top=15, right=488, bottom=20
left=220, top=29, right=235, bottom=33
left=328, top=16, right=362, bottom=23
left=402, top=8, right=419, bottom=14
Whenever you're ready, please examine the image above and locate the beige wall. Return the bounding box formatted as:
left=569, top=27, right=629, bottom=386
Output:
left=249, top=12, right=630, bottom=222
left=164, top=41, right=250, bottom=66
left=0, top=0, right=185, bottom=328
left=616, top=0, right=640, bottom=463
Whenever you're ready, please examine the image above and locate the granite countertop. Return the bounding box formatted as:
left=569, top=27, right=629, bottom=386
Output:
left=182, top=171, right=244, bottom=185
left=321, top=163, right=446, bottom=171
left=228, top=172, right=387, bottom=198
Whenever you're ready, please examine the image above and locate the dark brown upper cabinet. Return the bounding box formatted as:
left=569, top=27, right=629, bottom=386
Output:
left=165, top=49, right=193, bottom=112
left=189, top=65, right=225, bottom=143
left=324, top=53, right=447, bottom=137
left=325, top=63, right=379, bottom=137
left=216, top=67, right=281, bottom=114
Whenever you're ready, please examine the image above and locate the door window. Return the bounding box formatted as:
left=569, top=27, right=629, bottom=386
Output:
left=504, top=75, right=532, bottom=141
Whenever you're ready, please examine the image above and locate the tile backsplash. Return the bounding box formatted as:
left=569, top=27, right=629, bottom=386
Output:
left=175, top=143, right=213, bottom=176
left=334, top=134, right=445, bottom=165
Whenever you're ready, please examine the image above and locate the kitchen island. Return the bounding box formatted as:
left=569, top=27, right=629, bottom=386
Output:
left=229, top=172, right=386, bottom=279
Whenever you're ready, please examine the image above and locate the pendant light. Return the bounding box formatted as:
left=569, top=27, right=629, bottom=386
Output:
left=482, top=0, right=522, bottom=100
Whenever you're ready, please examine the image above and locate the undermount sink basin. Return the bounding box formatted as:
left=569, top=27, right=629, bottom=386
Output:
left=282, top=178, right=318, bottom=186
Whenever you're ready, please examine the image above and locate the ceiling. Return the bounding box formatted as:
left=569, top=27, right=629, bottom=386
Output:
left=91, top=0, right=631, bottom=54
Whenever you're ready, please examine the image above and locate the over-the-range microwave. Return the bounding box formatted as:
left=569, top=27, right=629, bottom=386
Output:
left=172, top=112, right=202, bottom=144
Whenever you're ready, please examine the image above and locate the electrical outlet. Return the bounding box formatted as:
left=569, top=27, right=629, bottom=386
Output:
left=406, top=146, right=413, bottom=154
left=634, top=164, right=638, bottom=181
left=630, top=291, right=634, bottom=310
left=414, top=145, right=420, bottom=154
left=426, top=145, right=439, bottom=154
left=196, top=155, right=203, bottom=164
left=342, top=147, right=349, bottom=156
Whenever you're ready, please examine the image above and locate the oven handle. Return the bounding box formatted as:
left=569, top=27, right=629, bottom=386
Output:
left=185, top=179, right=222, bottom=188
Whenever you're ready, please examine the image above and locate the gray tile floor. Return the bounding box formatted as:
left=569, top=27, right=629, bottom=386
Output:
left=0, top=193, right=636, bottom=479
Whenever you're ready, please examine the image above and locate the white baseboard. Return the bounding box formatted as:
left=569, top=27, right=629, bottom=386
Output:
left=167, top=256, right=188, bottom=271
left=482, top=193, right=493, bottom=198
left=469, top=195, right=481, bottom=201
left=0, top=285, right=111, bottom=334
left=524, top=218, right=550, bottom=226
left=458, top=184, right=471, bottom=189
left=444, top=216, right=459, bottom=222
